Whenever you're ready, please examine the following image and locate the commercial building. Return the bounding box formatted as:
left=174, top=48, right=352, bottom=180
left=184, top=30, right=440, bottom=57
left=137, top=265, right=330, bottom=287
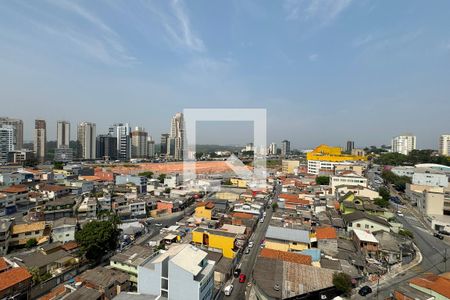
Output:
left=160, top=133, right=169, bottom=157
left=147, top=138, right=155, bottom=158
left=0, top=117, right=23, bottom=149
left=0, top=126, right=14, bottom=163
left=169, top=113, right=184, bottom=160
left=268, top=142, right=277, bottom=155
left=412, top=169, right=448, bottom=188
left=7, top=149, right=34, bottom=164
left=56, top=120, right=70, bottom=148
left=77, top=122, right=96, bottom=160
left=111, top=123, right=131, bottom=161
left=306, top=144, right=367, bottom=175
left=96, top=134, right=117, bottom=160
left=34, top=119, right=47, bottom=163
left=131, top=127, right=148, bottom=159
left=282, top=160, right=300, bottom=174
left=192, top=228, right=239, bottom=259
left=54, top=147, right=73, bottom=163
left=346, top=140, right=354, bottom=153
left=281, top=140, right=290, bottom=157
left=330, top=172, right=368, bottom=194
left=391, top=134, right=416, bottom=155
left=439, top=134, right=450, bottom=156
left=115, top=175, right=148, bottom=194
left=137, top=244, right=215, bottom=300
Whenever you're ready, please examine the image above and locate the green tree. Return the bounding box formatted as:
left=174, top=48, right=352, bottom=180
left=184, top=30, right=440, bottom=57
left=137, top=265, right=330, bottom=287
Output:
left=316, top=176, right=330, bottom=185
left=75, top=219, right=119, bottom=261
left=26, top=238, right=38, bottom=248
left=332, top=272, right=353, bottom=296
left=271, top=202, right=278, bottom=212
left=378, top=186, right=390, bottom=201
left=374, top=197, right=389, bottom=208
left=53, top=162, right=64, bottom=170
left=164, top=187, right=171, bottom=194
left=158, top=173, right=166, bottom=183
left=138, top=171, right=154, bottom=179
left=399, top=229, right=414, bottom=239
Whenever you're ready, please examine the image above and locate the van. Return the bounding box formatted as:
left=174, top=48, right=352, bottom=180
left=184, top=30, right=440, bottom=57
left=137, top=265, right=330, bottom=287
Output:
left=224, top=284, right=233, bottom=296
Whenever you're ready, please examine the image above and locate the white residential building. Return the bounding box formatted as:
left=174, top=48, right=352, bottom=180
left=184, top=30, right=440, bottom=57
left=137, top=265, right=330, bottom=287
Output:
left=0, top=125, right=14, bottom=163
left=0, top=192, right=16, bottom=217
left=77, top=122, right=96, bottom=159
left=308, top=160, right=350, bottom=175
left=51, top=217, right=77, bottom=243
left=0, top=117, right=23, bottom=149
left=412, top=169, right=448, bottom=188
left=57, top=121, right=70, bottom=148
left=129, top=199, right=146, bottom=217
left=113, top=123, right=131, bottom=161
left=138, top=244, right=215, bottom=300
left=269, top=142, right=277, bottom=155
left=330, top=172, right=368, bottom=193
left=439, top=134, right=450, bottom=156
left=391, top=134, right=416, bottom=155
left=391, top=166, right=415, bottom=177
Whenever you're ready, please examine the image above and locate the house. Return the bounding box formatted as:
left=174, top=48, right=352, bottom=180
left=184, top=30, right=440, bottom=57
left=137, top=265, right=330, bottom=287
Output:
left=0, top=192, right=16, bottom=216
left=38, top=184, right=72, bottom=199
left=373, top=231, right=403, bottom=266
left=260, top=248, right=312, bottom=265
left=137, top=244, right=215, bottom=300
left=51, top=217, right=77, bottom=243
left=76, top=266, right=130, bottom=300
left=44, top=197, right=76, bottom=221
left=77, top=197, right=98, bottom=220
left=264, top=226, right=310, bottom=252
left=0, top=220, right=12, bottom=255
left=315, top=227, right=338, bottom=257
left=335, top=185, right=380, bottom=200
left=343, top=211, right=391, bottom=233
left=110, top=245, right=154, bottom=283
left=339, top=193, right=385, bottom=215
left=330, top=172, right=368, bottom=194
left=10, top=221, right=49, bottom=247
left=116, top=175, right=148, bottom=194
left=403, top=272, right=450, bottom=300
left=352, top=229, right=379, bottom=257
left=128, top=198, right=147, bottom=218
left=15, top=242, right=77, bottom=276
left=192, top=227, right=240, bottom=259
left=195, top=201, right=215, bottom=220
left=0, top=266, right=32, bottom=300
left=1, top=184, right=29, bottom=205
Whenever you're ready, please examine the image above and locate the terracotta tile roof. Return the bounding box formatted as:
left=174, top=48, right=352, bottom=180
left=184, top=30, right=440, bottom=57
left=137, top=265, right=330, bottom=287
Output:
left=260, top=248, right=312, bottom=265
left=278, top=193, right=299, bottom=201
left=232, top=212, right=254, bottom=219
left=285, top=198, right=310, bottom=205
left=38, top=284, right=68, bottom=300
left=315, top=227, right=337, bottom=240
left=196, top=201, right=214, bottom=209
left=0, top=257, right=9, bottom=272
left=79, top=176, right=102, bottom=182
left=0, top=267, right=32, bottom=292
left=409, top=273, right=450, bottom=298
left=39, top=184, right=69, bottom=192
left=1, top=185, right=28, bottom=193
left=12, top=221, right=46, bottom=235
left=61, top=241, right=79, bottom=251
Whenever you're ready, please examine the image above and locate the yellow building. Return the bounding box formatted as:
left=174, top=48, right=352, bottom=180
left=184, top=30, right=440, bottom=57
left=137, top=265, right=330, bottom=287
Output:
left=192, top=228, right=238, bottom=258
left=282, top=160, right=300, bottom=174
left=264, top=226, right=310, bottom=252
left=230, top=178, right=247, bottom=188
left=194, top=201, right=215, bottom=220
left=306, top=144, right=367, bottom=162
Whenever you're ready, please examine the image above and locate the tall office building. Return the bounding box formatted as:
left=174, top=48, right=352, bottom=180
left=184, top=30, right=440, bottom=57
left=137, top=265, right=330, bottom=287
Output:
left=110, top=123, right=131, bottom=160
left=439, top=135, right=450, bottom=156
left=57, top=121, right=70, bottom=148
left=281, top=140, right=290, bottom=157
left=96, top=134, right=117, bottom=160
left=170, top=112, right=184, bottom=160
left=147, top=137, right=155, bottom=158
left=0, top=117, right=23, bottom=150
left=0, top=126, right=14, bottom=163
left=77, top=122, right=96, bottom=159
left=269, top=143, right=277, bottom=155
left=34, top=120, right=47, bottom=163
left=391, top=134, right=416, bottom=155
left=131, top=127, right=148, bottom=159
left=160, top=133, right=169, bottom=156
left=346, top=140, right=354, bottom=153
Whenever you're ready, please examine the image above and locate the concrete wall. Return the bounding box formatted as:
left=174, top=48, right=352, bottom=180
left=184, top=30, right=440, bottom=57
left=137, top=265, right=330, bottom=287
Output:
left=138, top=260, right=162, bottom=296
left=347, top=219, right=390, bottom=233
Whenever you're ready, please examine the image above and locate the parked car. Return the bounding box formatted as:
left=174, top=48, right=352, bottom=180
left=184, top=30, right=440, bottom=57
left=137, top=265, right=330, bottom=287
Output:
left=358, top=285, right=372, bottom=296
left=434, top=233, right=444, bottom=240
left=439, top=230, right=450, bottom=236
left=244, top=247, right=250, bottom=254
left=396, top=211, right=404, bottom=217
left=154, top=223, right=163, bottom=227
left=239, top=274, right=246, bottom=283
left=224, top=284, right=233, bottom=296
left=248, top=241, right=254, bottom=248
left=233, top=268, right=241, bottom=277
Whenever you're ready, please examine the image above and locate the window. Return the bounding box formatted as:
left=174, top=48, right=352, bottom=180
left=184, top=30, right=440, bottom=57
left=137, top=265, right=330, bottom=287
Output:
left=365, top=224, right=369, bottom=229
left=356, top=223, right=361, bottom=228
left=25, top=232, right=31, bottom=236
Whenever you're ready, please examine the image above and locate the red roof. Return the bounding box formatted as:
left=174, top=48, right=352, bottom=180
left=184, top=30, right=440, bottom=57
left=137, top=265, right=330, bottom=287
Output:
left=61, top=241, right=79, bottom=251
left=1, top=185, right=28, bottom=193
left=409, top=273, right=450, bottom=298
left=260, top=248, right=312, bottom=265
left=285, top=198, right=310, bottom=206
left=315, top=227, right=337, bottom=240
left=196, top=201, right=214, bottom=209
left=232, top=212, right=254, bottom=219
left=0, top=267, right=32, bottom=292
left=278, top=193, right=299, bottom=201
left=40, top=184, right=68, bottom=192
left=0, top=257, right=9, bottom=272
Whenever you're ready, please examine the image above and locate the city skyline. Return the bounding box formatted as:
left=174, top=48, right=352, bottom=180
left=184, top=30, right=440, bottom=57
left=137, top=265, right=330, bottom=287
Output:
left=1, top=1, right=449, bottom=148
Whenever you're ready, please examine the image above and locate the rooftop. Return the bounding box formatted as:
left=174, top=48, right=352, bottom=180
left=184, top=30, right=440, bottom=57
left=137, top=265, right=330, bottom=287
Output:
left=0, top=267, right=32, bottom=292
left=260, top=248, right=312, bottom=265
left=170, top=245, right=208, bottom=276
left=353, top=229, right=379, bottom=243
left=315, top=227, right=337, bottom=240
left=77, top=266, right=129, bottom=288
left=265, top=225, right=310, bottom=244
left=64, top=286, right=103, bottom=300
left=11, top=221, right=46, bottom=235
left=111, top=245, right=154, bottom=267
left=409, top=272, right=450, bottom=299
left=342, top=211, right=390, bottom=227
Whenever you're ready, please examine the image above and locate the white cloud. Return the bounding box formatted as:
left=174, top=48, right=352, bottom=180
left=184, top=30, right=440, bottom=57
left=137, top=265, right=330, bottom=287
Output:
left=308, top=53, right=319, bottom=61
left=145, top=0, right=205, bottom=52
left=284, top=0, right=353, bottom=25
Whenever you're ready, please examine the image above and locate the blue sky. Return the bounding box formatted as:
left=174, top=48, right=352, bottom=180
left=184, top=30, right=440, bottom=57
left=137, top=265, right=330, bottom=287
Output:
left=0, top=0, right=449, bottom=149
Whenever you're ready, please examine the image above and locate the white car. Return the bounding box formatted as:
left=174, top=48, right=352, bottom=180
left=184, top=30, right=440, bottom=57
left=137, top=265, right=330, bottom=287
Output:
left=224, top=284, right=234, bottom=296
left=155, top=223, right=163, bottom=227
left=248, top=241, right=254, bottom=248
left=396, top=211, right=404, bottom=217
